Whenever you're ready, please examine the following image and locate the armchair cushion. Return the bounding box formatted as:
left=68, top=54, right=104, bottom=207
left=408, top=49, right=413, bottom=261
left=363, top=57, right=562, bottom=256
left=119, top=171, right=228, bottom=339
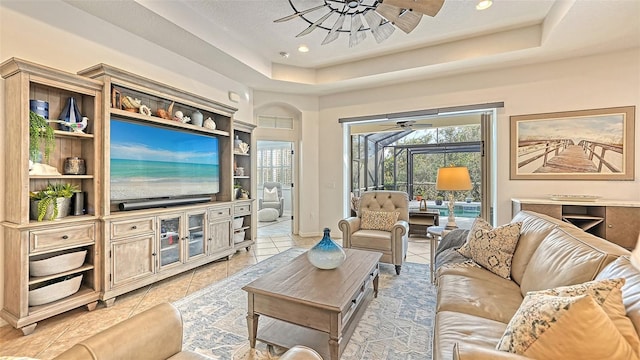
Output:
left=360, top=210, right=400, bottom=231
left=263, top=187, right=279, bottom=202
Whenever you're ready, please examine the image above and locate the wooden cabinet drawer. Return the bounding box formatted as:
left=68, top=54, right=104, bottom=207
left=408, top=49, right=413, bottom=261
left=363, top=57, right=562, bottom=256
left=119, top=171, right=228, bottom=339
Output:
left=111, top=217, right=156, bottom=239
left=234, top=204, right=251, bottom=215
left=208, top=206, right=231, bottom=221
left=30, top=223, right=96, bottom=253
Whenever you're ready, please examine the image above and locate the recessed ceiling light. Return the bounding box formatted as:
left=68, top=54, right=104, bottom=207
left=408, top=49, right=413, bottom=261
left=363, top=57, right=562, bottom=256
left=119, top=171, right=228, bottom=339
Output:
left=476, top=0, right=492, bottom=10
left=279, top=51, right=290, bottom=58
left=298, top=45, right=309, bottom=53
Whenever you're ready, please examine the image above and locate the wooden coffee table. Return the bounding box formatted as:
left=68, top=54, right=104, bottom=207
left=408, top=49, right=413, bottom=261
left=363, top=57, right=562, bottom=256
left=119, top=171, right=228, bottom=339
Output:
left=242, top=248, right=382, bottom=360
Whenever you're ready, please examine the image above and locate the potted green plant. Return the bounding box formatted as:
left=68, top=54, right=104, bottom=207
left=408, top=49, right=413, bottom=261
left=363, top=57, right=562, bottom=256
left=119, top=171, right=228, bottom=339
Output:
left=30, top=183, right=79, bottom=221
left=29, top=111, right=56, bottom=163
left=435, top=196, right=444, bottom=206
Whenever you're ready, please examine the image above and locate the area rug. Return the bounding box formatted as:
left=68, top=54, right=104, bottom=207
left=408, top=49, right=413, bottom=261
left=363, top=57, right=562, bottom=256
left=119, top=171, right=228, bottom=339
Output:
left=174, top=248, right=436, bottom=360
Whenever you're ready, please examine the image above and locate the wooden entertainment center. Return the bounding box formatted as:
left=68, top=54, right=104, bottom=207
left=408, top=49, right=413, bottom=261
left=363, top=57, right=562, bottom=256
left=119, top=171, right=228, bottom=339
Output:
left=1, top=58, right=255, bottom=334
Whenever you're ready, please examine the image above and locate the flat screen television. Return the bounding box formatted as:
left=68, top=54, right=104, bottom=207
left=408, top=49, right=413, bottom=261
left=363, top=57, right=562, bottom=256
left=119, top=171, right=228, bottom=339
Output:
left=110, top=118, right=219, bottom=205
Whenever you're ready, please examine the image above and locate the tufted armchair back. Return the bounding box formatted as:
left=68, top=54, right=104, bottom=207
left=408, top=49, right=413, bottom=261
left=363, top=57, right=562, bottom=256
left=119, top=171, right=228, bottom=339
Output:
left=358, top=191, right=409, bottom=222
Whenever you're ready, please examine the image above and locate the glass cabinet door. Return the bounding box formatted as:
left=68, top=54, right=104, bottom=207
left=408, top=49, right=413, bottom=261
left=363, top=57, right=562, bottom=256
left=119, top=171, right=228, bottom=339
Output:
left=186, top=212, right=205, bottom=260
left=159, top=216, right=182, bottom=268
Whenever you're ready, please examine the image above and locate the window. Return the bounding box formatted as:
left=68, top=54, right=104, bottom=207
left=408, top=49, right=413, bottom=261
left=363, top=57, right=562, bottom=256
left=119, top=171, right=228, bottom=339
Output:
left=256, top=142, right=292, bottom=187
left=257, top=115, right=294, bottom=129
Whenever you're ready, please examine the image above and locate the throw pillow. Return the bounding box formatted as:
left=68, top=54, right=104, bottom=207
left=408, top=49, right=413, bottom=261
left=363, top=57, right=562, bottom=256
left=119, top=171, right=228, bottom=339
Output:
left=531, top=278, right=640, bottom=355
left=457, top=218, right=522, bottom=279
left=360, top=210, right=400, bottom=232
left=497, top=293, right=639, bottom=360
left=263, top=187, right=279, bottom=202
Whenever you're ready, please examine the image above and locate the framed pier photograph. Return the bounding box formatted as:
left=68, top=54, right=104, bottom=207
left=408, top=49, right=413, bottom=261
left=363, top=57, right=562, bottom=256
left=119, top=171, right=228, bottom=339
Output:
left=510, top=106, right=635, bottom=180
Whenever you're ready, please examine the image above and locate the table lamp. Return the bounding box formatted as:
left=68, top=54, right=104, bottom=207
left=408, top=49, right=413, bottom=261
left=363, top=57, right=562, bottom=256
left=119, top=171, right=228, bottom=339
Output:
left=631, top=233, right=640, bottom=270
left=436, top=166, right=472, bottom=229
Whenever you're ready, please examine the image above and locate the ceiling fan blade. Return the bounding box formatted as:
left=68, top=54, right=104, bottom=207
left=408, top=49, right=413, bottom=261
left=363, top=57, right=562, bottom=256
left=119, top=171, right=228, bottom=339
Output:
left=274, top=4, right=327, bottom=22
left=376, top=4, right=422, bottom=34
left=296, top=10, right=335, bottom=37
left=383, top=0, right=445, bottom=17
left=322, top=13, right=346, bottom=45
left=349, top=13, right=367, bottom=47
left=363, top=10, right=395, bottom=43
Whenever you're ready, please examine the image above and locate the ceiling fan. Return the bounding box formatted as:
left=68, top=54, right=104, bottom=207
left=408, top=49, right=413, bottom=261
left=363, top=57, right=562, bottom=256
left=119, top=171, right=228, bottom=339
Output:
left=274, top=0, right=445, bottom=47
left=379, top=120, right=433, bottom=131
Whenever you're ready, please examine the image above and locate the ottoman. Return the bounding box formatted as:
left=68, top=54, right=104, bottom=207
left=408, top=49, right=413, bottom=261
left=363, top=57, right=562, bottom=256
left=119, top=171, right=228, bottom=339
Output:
left=258, top=208, right=279, bottom=222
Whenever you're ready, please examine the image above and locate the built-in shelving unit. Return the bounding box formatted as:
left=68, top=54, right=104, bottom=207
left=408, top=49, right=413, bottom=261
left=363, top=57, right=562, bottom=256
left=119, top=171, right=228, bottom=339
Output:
left=0, top=58, right=103, bottom=335
left=233, top=121, right=256, bottom=251
left=78, top=63, right=255, bottom=306
left=1, top=58, right=257, bottom=335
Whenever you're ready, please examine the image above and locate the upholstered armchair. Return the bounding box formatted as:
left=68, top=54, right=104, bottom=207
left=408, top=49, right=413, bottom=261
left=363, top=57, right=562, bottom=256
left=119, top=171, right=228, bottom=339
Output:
left=259, top=181, right=284, bottom=217
left=338, top=190, right=409, bottom=275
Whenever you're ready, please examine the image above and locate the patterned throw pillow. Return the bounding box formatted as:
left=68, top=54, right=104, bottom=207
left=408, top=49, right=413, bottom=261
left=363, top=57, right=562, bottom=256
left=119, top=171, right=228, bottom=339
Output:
left=531, top=278, right=640, bottom=355
left=457, top=218, right=522, bottom=279
left=360, top=210, right=400, bottom=231
left=497, top=293, right=640, bottom=360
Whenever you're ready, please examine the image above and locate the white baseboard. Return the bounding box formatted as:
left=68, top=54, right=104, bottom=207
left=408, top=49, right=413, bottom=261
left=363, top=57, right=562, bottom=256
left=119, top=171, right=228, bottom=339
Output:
left=298, top=231, right=322, bottom=237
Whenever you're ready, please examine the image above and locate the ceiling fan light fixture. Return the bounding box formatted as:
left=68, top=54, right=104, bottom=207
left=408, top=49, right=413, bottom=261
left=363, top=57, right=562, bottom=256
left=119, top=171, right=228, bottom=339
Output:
left=476, top=0, right=492, bottom=10
left=349, top=13, right=367, bottom=47
left=276, top=0, right=445, bottom=47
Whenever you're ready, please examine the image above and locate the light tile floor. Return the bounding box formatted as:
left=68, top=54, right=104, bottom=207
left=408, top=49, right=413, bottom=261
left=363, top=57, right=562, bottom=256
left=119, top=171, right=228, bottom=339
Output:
left=0, top=219, right=432, bottom=359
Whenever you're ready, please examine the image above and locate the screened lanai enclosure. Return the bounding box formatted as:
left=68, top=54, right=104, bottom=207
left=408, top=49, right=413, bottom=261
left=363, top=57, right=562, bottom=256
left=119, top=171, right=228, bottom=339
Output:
left=350, top=119, right=485, bottom=221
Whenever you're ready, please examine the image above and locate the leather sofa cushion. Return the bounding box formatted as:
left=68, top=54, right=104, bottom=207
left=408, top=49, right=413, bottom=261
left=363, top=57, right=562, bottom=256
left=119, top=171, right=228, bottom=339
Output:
left=54, top=303, right=184, bottom=360
left=596, top=256, right=640, bottom=335
left=509, top=211, right=571, bottom=285
left=434, top=311, right=506, bottom=360
left=437, top=270, right=523, bottom=324
left=351, top=229, right=392, bottom=251
left=520, top=227, right=627, bottom=296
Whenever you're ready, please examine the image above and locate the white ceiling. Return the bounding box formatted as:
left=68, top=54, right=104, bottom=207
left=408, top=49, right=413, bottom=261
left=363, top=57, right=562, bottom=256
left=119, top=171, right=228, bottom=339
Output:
left=64, top=0, right=640, bottom=96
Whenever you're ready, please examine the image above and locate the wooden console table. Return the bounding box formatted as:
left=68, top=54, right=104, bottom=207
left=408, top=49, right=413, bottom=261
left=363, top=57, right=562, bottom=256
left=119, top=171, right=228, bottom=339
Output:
left=512, top=198, right=640, bottom=250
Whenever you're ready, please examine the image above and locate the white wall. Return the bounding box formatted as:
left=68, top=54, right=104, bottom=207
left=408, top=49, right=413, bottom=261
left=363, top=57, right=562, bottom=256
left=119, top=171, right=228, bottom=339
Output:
left=0, top=1, right=252, bottom=121
left=316, top=49, right=640, bottom=231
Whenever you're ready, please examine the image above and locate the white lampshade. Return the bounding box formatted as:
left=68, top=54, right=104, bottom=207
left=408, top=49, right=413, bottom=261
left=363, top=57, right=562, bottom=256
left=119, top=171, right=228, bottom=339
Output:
left=436, top=166, right=472, bottom=191
left=631, top=233, right=640, bottom=270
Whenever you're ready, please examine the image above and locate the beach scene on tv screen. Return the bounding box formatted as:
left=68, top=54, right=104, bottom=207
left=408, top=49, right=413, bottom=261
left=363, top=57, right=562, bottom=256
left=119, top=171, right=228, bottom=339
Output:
left=110, top=119, right=220, bottom=201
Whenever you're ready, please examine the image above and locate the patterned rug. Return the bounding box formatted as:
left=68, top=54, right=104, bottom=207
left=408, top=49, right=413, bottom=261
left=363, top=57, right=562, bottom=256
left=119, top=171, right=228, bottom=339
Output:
left=174, top=248, right=436, bottom=360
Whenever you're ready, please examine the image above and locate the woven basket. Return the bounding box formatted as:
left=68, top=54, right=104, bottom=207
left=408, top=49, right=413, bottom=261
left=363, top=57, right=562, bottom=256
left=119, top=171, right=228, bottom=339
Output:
left=233, top=217, right=244, bottom=230
left=233, top=231, right=245, bottom=244
left=29, top=250, right=87, bottom=277
left=29, top=274, right=83, bottom=306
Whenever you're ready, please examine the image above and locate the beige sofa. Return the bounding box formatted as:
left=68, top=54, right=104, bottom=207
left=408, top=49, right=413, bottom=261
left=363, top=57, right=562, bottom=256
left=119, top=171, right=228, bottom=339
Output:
left=53, top=302, right=323, bottom=360
left=434, top=210, right=640, bottom=359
